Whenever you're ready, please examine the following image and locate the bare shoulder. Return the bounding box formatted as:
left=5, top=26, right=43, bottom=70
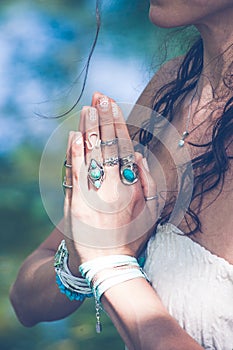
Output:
left=136, top=55, right=184, bottom=109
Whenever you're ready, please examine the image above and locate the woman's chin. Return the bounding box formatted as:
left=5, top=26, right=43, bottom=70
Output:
left=149, top=6, right=177, bottom=28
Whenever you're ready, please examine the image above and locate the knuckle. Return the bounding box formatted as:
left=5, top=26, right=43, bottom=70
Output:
left=102, top=145, right=118, bottom=159
left=118, top=144, right=134, bottom=157
left=99, top=113, right=113, bottom=125
left=114, top=120, right=126, bottom=131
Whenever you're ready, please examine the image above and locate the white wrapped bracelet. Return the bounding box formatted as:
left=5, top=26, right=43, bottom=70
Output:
left=79, top=255, right=150, bottom=333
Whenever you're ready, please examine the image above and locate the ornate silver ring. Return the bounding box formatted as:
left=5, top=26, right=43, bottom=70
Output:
left=103, top=156, right=119, bottom=167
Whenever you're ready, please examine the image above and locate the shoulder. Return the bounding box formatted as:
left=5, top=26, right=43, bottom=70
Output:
left=136, top=55, right=184, bottom=109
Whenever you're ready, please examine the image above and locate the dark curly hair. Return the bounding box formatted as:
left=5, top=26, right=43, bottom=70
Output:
left=135, top=37, right=233, bottom=235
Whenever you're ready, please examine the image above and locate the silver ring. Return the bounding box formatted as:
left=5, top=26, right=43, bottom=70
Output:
left=64, top=159, right=72, bottom=168
left=101, top=138, right=118, bottom=147
left=119, top=154, right=135, bottom=166
left=145, top=195, right=158, bottom=201
left=88, top=159, right=105, bottom=189
left=103, top=156, right=119, bottom=167
left=62, top=177, right=73, bottom=189
left=85, top=132, right=101, bottom=150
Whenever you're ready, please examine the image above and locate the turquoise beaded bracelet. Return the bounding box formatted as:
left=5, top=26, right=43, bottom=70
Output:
left=55, top=274, right=93, bottom=301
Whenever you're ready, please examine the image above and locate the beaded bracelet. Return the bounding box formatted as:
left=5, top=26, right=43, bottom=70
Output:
left=54, top=240, right=93, bottom=301
left=55, top=274, right=92, bottom=301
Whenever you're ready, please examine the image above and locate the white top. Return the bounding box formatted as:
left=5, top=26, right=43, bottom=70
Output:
left=143, top=223, right=233, bottom=349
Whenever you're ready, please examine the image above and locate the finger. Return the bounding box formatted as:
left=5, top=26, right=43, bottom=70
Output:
left=63, top=131, right=75, bottom=239
left=64, top=131, right=74, bottom=204
left=83, top=105, right=101, bottom=161
left=111, top=101, right=141, bottom=188
left=95, top=94, right=119, bottom=168
left=71, top=131, right=85, bottom=196
left=78, top=107, right=85, bottom=134
left=112, top=101, right=134, bottom=159
left=82, top=105, right=105, bottom=190
left=91, top=91, right=103, bottom=106
left=135, top=153, right=158, bottom=219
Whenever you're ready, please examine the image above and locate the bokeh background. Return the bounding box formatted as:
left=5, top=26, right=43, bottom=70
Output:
left=0, top=1, right=191, bottom=349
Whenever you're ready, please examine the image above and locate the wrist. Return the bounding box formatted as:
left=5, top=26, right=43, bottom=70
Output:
left=67, top=251, right=82, bottom=277
left=64, top=241, right=82, bottom=276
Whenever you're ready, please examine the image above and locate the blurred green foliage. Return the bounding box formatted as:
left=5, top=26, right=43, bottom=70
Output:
left=0, top=1, right=198, bottom=349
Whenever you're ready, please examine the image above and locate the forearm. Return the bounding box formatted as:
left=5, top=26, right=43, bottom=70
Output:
left=10, top=249, right=82, bottom=327
left=102, top=278, right=203, bottom=350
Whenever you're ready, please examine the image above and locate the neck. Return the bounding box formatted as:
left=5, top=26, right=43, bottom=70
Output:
left=195, top=6, right=233, bottom=96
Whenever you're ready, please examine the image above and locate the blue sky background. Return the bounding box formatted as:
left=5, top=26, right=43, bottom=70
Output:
left=0, top=0, right=159, bottom=154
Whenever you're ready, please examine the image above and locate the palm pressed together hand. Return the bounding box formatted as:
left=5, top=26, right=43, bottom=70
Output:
left=64, top=93, right=157, bottom=263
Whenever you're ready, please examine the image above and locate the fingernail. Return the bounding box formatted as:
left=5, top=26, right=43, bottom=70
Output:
left=88, top=107, right=97, bottom=121
left=75, top=132, right=83, bottom=145
left=112, top=102, right=119, bottom=118
left=98, top=96, right=110, bottom=111
left=142, top=157, right=149, bottom=171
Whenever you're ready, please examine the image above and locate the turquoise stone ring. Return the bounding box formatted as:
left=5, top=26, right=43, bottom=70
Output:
left=120, top=156, right=139, bottom=185
left=88, top=159, right=104, bottom=189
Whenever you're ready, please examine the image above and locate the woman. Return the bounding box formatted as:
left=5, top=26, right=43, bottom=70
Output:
left=10, top=1, right=233, bottom=349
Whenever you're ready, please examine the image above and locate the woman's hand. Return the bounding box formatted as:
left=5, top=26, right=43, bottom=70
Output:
left=64, top=92, right=158, bottom=263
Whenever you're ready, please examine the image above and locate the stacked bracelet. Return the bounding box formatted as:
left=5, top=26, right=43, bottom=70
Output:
left=80, top=255, right=139, bottom=284
left=54, top=240, right=93, bottom=301
left=79, top=255, right=149, bottom=333
left=79, top=255, right=147, bottom=302
left=54, top=242, right=149, bottom=334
